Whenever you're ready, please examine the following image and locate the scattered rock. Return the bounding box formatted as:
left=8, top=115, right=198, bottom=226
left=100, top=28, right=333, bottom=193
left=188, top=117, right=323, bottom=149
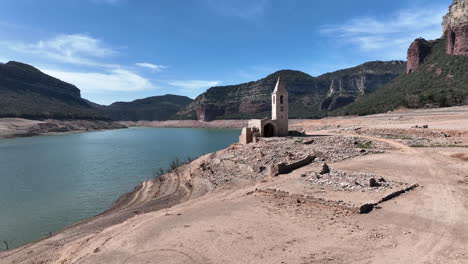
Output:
left=320, top=163, right=330, bottom=175
left=369, top=178, right=381, bottom=187
left=306, top=169, right=404, bottom=192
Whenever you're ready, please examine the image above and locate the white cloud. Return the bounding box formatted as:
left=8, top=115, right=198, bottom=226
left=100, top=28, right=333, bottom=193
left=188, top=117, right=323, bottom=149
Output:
left=4, top=34, right=115, bottom=66
left=135, top=62, right=167, bottom=72
left=42, top=68, right=156, bottom=92
left=169, top=80, right=221, bottom=91
left=320, top=7, right=446, bottom=59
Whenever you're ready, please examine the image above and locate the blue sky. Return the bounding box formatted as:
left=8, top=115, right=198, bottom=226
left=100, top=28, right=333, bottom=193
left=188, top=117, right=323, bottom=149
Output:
left=0, top=0, right=450, bottom=105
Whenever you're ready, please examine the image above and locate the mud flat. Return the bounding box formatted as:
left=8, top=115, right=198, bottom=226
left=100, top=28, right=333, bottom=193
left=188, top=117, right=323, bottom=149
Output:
left=0, top=118, right=127, bottom=139
left=1, top=106, right=468, bottom=263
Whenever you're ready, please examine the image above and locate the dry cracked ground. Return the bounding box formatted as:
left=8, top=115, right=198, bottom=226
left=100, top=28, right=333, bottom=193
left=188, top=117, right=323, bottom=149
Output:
left=1, top=106, right=468, bottom=264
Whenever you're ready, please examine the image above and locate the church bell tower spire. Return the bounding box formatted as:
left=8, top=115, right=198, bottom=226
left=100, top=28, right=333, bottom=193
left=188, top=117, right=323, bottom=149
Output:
left=271, top=76, right=289, bottom=136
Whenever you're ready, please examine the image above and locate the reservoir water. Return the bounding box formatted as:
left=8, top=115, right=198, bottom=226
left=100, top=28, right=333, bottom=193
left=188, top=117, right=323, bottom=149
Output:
left=0, top=127, right=240, bottom=250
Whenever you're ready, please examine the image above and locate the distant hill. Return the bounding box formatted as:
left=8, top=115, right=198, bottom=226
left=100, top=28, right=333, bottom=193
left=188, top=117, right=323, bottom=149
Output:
left=176, top=61, right=406, bottom=121
left=105, top=95, right=193, bottom=121
left=0, top=61, right=193, bottom=121
left=0, top=61, right=105, bottom=119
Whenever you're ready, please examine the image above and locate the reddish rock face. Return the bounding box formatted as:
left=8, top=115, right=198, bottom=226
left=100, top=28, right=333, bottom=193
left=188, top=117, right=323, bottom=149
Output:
left=445, top=23, right=468, bottom=55
left=443, top=0, right=468, bottom=55
left=406, top=38, right=432, bottom=74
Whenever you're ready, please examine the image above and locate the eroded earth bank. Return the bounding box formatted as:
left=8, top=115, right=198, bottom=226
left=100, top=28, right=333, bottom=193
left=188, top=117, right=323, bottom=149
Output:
left=1, top=106, right=468, bottom=264
left=0, top=118, right=126, bottom=138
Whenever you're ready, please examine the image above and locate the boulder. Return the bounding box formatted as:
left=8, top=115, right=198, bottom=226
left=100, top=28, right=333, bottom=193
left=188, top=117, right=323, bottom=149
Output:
left=320, top=163, right=330, bottom=175
left=369, top=178, right=381, bottom=187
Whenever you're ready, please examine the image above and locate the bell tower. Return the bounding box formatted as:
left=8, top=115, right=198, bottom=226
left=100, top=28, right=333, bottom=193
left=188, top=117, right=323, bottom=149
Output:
left=271, top=77, right=288, bottom=136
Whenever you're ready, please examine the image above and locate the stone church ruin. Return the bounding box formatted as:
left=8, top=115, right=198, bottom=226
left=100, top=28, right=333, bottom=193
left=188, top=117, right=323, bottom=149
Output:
left=239, top=77, right=289, bottom=144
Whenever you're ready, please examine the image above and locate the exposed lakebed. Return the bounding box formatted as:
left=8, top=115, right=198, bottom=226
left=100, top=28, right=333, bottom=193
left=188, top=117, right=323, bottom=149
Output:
left=0, top=127, right=239, bottom=250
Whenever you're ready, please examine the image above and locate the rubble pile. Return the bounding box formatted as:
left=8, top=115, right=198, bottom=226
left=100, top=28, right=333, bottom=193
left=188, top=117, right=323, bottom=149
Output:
left=194, top=136, right=391, bottom=186
left=305, top=169, right=406, bottom=192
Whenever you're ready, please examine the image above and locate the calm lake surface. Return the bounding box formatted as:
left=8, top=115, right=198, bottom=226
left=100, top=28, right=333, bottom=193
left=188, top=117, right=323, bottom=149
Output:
left=0, top=127, right=240, bottom=250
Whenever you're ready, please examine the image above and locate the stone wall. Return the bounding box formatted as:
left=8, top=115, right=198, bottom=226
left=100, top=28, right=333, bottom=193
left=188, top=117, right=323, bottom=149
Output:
left=269, top=155, right=315, bottom=177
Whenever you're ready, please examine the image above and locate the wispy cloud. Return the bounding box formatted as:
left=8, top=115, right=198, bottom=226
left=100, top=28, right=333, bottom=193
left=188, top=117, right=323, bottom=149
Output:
left=320, top=7, right=446, bottom=59
left=42, top=68, right=156, bottom=93
left=0, top=34, right=117, bottom=66
left=0, top=33, right=160, bottom=101
left=3, top=34, right=116, bottom=67
left=204, top=0, right=269, bottom=20
left=169, top=80, right=221, bottom=91
left=135, top=62, right=167, bottom=72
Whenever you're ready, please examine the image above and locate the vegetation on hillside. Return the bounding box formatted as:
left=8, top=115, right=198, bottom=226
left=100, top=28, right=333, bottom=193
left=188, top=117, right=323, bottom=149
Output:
left=0, top=61, right=106, bottom=120
left=176, top=62, right=405, bottom=120
left=105, top=95, right=193, bottom=121
left=333, top=39, right=468, bottom=116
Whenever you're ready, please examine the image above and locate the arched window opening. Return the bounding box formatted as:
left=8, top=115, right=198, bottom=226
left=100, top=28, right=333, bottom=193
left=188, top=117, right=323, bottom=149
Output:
left=280, top=95, right=283, bottom=104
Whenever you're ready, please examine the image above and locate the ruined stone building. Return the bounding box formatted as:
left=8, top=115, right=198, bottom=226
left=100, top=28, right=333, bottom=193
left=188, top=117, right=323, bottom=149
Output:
left=239, top=77, right=289, bottom=144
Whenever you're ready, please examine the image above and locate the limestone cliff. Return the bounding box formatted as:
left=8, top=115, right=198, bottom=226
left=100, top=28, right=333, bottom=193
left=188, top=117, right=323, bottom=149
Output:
left=336, top=38, right=468, bottom=116
left=443, top=0, right=468, bottom=55
left=176, top=61, right=405, bottom=121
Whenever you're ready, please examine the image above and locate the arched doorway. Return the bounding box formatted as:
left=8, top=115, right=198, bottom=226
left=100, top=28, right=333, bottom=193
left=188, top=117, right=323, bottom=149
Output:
left=263, top=123, right=275, bottom=137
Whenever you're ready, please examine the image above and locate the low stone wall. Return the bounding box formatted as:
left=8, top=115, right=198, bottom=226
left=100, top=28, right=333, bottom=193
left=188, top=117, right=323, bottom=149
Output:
left=359, top=184, right=419, bottom=214
left=269, top=155, right=315, bottom=177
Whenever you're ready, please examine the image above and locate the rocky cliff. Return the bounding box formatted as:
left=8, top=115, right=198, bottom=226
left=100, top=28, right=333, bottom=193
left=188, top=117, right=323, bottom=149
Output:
left=407, top=0, right=467, bottom=75
left=338, top=0, right=468, bottom=116
left=443, top=0, right=468, bottom=55
left=406, top=38, right=433, bottom=74
left=335, top=38, right=468, bottom=116
left=176, top=61, right=405, bottom=121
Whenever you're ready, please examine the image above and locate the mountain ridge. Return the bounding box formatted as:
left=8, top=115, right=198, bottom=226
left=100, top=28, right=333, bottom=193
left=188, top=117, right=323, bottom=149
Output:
left=176, top=60, right=406, bottom=121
